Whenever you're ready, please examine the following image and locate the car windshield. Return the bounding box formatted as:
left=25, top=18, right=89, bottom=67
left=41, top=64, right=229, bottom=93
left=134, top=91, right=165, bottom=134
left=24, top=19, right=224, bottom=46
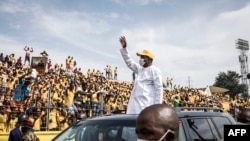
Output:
left=53, top=119, right=137, bottom=141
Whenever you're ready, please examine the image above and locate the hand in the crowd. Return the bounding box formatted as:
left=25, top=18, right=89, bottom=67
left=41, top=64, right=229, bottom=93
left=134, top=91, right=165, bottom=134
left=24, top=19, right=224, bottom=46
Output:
left=119, top=36, right=127, bottom=48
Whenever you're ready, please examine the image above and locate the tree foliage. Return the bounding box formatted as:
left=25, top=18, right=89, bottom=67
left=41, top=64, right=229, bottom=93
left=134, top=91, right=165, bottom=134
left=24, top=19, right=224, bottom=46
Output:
left=213, top=70, right=248, bottom=97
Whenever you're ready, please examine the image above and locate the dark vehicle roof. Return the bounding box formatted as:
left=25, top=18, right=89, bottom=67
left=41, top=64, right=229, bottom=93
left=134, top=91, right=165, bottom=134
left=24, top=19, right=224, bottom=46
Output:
left=52, top=107, right=236, bottom=141
left=75, top=114, right=138, bottom=126
left=174, top=107, right=236, bottom=122
left=75, top=107, right=234, bottom=125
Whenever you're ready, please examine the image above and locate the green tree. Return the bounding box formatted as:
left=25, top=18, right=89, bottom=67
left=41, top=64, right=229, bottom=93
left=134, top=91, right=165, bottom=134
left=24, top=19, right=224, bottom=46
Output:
left=213, top=70, right=248, bottom=97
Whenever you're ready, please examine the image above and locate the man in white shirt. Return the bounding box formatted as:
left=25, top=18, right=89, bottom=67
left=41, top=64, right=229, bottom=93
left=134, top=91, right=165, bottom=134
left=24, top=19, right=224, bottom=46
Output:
left=119, top=36, right=163, bottom=114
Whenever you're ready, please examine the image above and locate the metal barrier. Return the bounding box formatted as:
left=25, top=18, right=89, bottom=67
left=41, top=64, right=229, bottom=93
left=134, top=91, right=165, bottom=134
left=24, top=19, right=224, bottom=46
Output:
left=0, top=89, right=108, bottom=132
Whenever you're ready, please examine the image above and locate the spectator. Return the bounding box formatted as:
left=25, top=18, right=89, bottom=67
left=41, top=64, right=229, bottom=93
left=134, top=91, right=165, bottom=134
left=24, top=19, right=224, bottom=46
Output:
left=0, top=53, right=4, bottom=62
left=136, top=104, right=179, bottom=141
left=108, top=66, right=112, bottom=79
left=13, top=76, right=31, bottom=103
left=40, top=50, right=48, bottom=56
left=172, top=96, right=180, bottom=108
left=119, top=36, right=163, bottom=114
left=47, top=59, right=52, bottom=70
left=105, top=65, right=109, bottom=78
left=0, top=108, right=8, bottom=132
left=9, top=54, right=16, bottom=67
left=16, top=57, right=22, bottom=68
left=114, top=67, right=118, bottom=80
left=37, top=60, right=45, bottom=68
left=65, top=56, right=71, bottom=72
left=23, top=46, right=33, bottom=65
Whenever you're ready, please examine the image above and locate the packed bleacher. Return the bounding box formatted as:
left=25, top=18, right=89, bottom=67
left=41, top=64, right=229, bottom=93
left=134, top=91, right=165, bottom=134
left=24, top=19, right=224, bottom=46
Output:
left=0, top=49, right=250, bottom=132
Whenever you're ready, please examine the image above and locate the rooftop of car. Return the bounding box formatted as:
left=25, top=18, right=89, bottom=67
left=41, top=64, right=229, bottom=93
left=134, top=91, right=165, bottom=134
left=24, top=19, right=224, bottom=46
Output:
left=75, top=107, right=233, bottom=125
left=74, top=114, right=138, bottom=126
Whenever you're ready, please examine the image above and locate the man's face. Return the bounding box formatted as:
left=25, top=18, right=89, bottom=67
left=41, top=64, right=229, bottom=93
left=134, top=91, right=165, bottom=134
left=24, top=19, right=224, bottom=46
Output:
left=21, top=126, right=32, bottom=134
left=140, top=56, right=152, bottom=67
left=136, top=114, right=167, bottom=141
left=136, top=113, right=175, bottom=141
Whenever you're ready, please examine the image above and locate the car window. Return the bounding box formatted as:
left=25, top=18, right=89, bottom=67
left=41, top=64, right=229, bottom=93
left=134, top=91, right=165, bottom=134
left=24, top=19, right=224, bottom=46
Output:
left=212, top=117, right=231, bottom=138
left=75, top=125, right=137, bottom=141
left=52, top=125, right=78, bottom=141
left=54, top=119, right=137, bottom=141
left=179, top=121, right=187, bottom=141
left=186, top=118, right=217, bottom=141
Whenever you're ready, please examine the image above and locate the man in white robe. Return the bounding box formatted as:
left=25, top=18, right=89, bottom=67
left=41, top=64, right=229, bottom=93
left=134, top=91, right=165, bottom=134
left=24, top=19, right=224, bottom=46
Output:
left=119, top=36, right=163, bottom=114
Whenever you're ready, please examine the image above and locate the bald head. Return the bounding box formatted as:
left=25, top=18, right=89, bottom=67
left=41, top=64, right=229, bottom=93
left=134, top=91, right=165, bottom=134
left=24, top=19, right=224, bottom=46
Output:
left=136, top=104, right=179, bottom=141
left=138, top=104, right=179, bottom=131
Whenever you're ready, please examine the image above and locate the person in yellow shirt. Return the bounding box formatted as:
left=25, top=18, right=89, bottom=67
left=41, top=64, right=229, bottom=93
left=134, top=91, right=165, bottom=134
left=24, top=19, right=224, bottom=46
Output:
left=29, top=108, right=44, bottom=131
left=114, top=67, right=118, bottom=80
left=57, top=109, right=69, bottom=131
left=70, top=56, right=74, bottom=70
left=8, top=77, right=16, bottom=91
left=64, top=84, right=77, bottom=116
left=108, top=66, right=113, bottom=79
left=7, top=112, right=18, bottom=132
left=65, top=56, right=71, bottom=72
left=49, top=108, right=59, bottom=131
left=0, top=108, right=8, bottom=132
left=9, top=54, right=16, bottom=67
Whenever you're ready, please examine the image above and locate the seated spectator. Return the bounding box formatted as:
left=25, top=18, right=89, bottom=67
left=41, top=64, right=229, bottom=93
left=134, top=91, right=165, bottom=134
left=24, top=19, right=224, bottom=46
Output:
left=37, top=60, right=45, bottom=68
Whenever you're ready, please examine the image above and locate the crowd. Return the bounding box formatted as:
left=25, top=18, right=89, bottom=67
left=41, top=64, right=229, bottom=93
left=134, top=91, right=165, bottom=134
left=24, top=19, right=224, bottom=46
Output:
left=0, top=48, right=250, bottom=133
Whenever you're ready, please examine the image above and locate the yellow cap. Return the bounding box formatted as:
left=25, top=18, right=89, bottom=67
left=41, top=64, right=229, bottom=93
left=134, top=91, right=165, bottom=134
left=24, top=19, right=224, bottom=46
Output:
left=136, top=49, right=154, bottom=59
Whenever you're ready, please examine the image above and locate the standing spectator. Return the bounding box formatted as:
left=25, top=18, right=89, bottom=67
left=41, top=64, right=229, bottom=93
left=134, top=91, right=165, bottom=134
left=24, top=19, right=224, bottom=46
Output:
left=136, top=104, right=179, bottom=141
left=73, top=60, right=77, bottom=68
left=0, top=53, right=4, bottom=62
left=114, top=67, right=118, bottom=80
left=169, top=78, right=173, bottom=89
left=108, top=66, right=113, bottom=79
left=4, top=55, right=9, bottom=66
left=13, top=75, right=31, bottom=103
left=9, top=54, right=16, bottom=67
left=65, top=56, right=71, bottom=72
left=64, top=84, right=77, bottom=116
left=29, top=108, right=44, bottom=131
left=119, top=36, right=163, bottom=114
left=16, top=57, right=22, bottom=68
left=166, top=77, right=173, bottom=88
left=24, top=46, right=33, bottom=65
left=48, top=108, right=59, bottom=131
left=0, top=108, right=8, bottom=132
left=166, top=77, right=170, bottom=88
left=70, top=56, right=74, bottom=71
left=30, top=68, right=38, bottom=80
left=105, top=65, right=109, bottom=78
left=172, top=96, right=180, bottom=108
left=47, top=59, right=52, bottom=70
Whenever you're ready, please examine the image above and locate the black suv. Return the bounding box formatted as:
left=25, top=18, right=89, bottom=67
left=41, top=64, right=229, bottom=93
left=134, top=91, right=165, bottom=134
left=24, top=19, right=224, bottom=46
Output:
left=52, top=107, right=236, bottom=141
